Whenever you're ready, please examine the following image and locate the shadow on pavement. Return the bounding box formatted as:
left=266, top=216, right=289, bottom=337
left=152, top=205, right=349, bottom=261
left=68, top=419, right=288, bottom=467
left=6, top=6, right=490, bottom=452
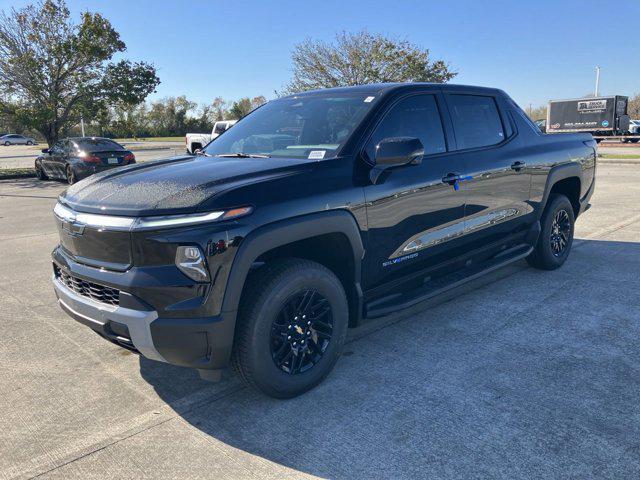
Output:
left=139, top=239, right=640, bottom=479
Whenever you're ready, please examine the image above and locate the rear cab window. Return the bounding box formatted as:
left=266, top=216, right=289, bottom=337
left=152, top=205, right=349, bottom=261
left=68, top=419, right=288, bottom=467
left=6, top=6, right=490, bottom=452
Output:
left=447, top=94, right=505, bottom=150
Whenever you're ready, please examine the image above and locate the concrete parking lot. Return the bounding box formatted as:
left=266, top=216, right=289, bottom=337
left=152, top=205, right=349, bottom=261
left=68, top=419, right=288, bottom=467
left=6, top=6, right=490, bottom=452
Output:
left=1, top=163, right=639, bottom=479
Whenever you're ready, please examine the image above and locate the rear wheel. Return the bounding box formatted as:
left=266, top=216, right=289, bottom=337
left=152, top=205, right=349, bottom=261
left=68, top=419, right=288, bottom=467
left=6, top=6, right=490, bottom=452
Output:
left=232, top=258, right=349, bottom=398
left=3, top=141, right=9, bottom=146
left=66, top=165, right=76, bottom=185
left=527, top=194, right=575, bottom=270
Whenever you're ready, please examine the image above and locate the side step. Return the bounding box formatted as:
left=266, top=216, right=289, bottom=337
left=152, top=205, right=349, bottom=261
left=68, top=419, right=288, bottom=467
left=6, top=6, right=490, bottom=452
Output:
left=365, top=244, right=533, bottom=319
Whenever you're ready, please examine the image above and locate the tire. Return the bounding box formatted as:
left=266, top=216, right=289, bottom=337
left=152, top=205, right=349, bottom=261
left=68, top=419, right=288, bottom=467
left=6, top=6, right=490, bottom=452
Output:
left=66, top=165, right=76, bottom=185
left=232, top=258, right=349, bottom=398
left=3, top=141, right=9, bottom=146
left=27, top=141, right=33, bottom=146
left=527, top=193, right=575, bottom=270
left=35, top=161, right=47, bottom=180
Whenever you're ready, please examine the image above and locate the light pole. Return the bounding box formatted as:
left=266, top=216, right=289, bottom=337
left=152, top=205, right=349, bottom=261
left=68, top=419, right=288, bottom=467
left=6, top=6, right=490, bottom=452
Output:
left=594, top=66, right=601, bottom=97
left=80, top=118, right=85, bottom=137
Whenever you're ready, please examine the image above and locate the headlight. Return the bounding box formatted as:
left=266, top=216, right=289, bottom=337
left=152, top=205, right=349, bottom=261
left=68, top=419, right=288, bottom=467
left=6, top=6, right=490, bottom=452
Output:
left=53, top=203, right=253, bottom=231
left=175, top=246, right=210, bottom=282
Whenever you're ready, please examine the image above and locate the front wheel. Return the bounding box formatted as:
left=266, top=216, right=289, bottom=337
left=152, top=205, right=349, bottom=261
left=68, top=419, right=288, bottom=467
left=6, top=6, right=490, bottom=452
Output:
left=27, top=141, right=34, bottom=146
left=527, top=194, right=575, bottom=270
left=66, top=165, right=76, bottom=185
left=232, top=258, right=349, bottom=398
left=3, top=141, right=9, bottom=146
left=35, top=161, right=48, bottom=180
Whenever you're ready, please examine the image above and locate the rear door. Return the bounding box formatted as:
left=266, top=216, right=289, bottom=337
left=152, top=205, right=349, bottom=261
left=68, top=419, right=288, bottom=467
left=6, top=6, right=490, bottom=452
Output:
left=362, top=92, right=468, bottom=289
left=442, top=91, right=532, bottom=246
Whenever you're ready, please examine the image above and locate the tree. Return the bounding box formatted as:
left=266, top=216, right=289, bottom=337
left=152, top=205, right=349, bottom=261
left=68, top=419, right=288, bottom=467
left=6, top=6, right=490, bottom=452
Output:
left=283, top=31, right=456, bottom=94
left=628, top=94, right=640, bottom=118
left=0, top=0, right=159, bottom=145
left=527, top=105, right=548, bottom=121
left=229, top=96, right=267, bottom=119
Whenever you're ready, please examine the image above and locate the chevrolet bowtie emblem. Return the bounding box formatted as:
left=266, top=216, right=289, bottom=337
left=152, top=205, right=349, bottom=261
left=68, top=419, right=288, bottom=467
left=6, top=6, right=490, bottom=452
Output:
left=62, top=220, right=85, bottom=236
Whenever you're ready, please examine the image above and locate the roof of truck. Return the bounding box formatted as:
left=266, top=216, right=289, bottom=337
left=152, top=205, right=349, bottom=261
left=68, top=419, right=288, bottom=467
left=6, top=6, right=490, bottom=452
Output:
left=283, top=83, right=505, bottom=98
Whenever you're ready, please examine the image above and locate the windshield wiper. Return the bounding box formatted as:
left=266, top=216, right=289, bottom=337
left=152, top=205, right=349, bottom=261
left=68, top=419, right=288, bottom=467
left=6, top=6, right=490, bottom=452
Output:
left=215, top=153, right=271, bottom=158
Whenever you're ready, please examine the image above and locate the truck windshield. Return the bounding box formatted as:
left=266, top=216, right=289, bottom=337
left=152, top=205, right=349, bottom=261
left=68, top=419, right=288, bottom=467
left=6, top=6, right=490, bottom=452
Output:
left=202, top=94, right=377, bottom=159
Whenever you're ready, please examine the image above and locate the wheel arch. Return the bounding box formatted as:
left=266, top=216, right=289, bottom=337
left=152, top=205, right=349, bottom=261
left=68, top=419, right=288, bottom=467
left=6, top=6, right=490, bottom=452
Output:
left=221, top=210, right=365, bottom=327
left=540, top=163, right=583, bottom=218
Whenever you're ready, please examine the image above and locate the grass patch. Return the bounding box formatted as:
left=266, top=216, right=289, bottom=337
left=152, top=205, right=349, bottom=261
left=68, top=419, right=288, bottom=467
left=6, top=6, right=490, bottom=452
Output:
left=0, top=167, right=35, bottom=179
left=599, top=153, right=640, bottom=160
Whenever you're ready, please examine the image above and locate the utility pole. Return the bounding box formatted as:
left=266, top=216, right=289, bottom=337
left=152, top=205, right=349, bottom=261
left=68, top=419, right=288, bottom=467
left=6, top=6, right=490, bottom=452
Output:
left=80, top=118, right=85, bottom=137
left=594, top=66, right=601, bottom=97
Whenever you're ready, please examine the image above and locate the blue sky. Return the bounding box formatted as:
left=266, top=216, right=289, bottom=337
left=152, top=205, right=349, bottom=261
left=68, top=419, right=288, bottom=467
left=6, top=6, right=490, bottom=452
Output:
left=2, top=0, right=639, bottom=109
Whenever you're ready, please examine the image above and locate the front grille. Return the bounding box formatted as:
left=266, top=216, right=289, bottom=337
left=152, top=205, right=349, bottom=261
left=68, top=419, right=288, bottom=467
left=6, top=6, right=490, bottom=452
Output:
left=54, top=265, right=120, bottom=307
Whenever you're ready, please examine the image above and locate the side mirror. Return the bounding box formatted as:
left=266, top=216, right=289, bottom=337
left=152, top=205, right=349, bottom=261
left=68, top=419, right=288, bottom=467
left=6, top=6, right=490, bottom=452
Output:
left=370, top=137, right=424, bottom=184
left=194, top=148, right=203, bottom=155
left=41, top=148, right=49, bottom=154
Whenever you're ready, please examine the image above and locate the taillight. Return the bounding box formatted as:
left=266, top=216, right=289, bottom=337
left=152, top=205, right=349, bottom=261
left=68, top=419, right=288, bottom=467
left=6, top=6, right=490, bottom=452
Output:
left=83, top=155, right=101, bottom=164
left=124, top=153, right=135, bottom=163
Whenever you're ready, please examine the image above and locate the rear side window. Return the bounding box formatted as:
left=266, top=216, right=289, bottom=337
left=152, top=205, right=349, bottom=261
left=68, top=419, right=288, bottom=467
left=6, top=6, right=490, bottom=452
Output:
left=214, top=123, right=227, bottom=135
left=366, top=94, right=446, bottom=161
left=447, top=95, right=505, bottom=150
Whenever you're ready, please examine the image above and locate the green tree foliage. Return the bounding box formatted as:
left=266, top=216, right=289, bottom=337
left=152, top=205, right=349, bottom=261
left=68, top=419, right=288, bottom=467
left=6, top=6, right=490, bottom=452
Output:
left=283, top=31, right=457, bottom=94
left=0, top=0, right=159, bottom=145
left=229, top=96, right=267, bottom=119
left=628, top=94, right=640, bottom=118
left=527, top=105, right=548, bottom=121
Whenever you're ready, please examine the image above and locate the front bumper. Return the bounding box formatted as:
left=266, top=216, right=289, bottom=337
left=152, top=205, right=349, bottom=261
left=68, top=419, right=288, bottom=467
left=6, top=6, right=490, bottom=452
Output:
left=53, top=274, right=165, bottom=361
left=52, top=250, right=237, bottom=371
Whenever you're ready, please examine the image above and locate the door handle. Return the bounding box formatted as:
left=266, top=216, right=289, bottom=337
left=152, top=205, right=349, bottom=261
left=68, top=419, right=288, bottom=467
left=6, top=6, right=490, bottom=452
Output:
left=511, top=161, right=526, bottom=171
left=442, top=172, right=461, bottom=185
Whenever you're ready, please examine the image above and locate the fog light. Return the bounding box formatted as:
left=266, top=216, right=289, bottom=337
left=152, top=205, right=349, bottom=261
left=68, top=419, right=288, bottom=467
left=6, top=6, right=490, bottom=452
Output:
left=175, top=246, right=209, bottom=282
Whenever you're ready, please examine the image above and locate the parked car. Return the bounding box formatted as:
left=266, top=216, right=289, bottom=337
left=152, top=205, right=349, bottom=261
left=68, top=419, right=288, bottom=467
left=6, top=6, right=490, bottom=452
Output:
left=185, top=120, right=237, bottom=154
left=1, top=134, right=37, bottom=145
left=36, top=137, right=135, bottom=184
left=51, top=83, right=596, bottom=398
left=623, top=119, right=640, bottom=143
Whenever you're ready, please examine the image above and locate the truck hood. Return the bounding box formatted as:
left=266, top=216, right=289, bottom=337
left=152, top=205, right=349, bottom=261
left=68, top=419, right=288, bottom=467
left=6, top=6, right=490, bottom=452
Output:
left=59, top=155, right=312, bottom=216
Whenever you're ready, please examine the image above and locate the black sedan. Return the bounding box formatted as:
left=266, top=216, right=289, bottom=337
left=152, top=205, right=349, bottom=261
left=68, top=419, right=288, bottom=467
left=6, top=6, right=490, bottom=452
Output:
left=35, top=137, right=135, bottom=184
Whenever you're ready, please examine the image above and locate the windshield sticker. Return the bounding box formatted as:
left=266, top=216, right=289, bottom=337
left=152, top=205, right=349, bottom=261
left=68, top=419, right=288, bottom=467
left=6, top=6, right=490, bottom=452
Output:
left=364, top=96, right=375, bottom=103
left=308, top=150, right=326, bottom=159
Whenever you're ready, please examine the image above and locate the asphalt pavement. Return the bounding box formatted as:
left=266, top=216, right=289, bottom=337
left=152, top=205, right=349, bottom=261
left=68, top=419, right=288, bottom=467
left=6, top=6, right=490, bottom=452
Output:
left=0, top=164, right=639, bottom=479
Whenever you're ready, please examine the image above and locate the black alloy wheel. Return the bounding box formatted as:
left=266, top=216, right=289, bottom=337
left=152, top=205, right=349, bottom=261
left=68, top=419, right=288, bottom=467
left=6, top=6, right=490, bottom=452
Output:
left=232, top=258, right=349, bottom=398
left=270, top=289, right=333, bottom=375
left=526, top=193, right=575, bottom=270
left=550, top=209, right=571, bottom=257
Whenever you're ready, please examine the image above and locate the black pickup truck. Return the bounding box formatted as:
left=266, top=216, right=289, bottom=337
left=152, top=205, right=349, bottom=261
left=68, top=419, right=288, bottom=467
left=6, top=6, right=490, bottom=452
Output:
left=51, top=83, right=596, bottom=398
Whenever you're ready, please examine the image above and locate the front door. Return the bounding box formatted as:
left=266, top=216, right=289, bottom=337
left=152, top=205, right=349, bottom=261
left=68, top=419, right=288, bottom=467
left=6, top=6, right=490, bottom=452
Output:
left=362, top=93, right=468, bottom=289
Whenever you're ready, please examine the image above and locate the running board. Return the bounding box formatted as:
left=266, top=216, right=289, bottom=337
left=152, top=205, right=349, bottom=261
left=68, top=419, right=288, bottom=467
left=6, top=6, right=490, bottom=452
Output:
left=365, top=244, right=533, bottom=319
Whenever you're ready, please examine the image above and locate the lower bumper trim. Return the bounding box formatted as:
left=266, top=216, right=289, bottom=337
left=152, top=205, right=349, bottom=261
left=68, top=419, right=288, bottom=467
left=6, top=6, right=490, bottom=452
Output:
left=53, top=275, right=166, bottom=362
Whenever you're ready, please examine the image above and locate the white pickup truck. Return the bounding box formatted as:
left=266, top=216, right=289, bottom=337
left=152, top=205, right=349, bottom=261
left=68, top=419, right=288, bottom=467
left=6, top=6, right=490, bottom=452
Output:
left=185, top=120, right=237, bottom=154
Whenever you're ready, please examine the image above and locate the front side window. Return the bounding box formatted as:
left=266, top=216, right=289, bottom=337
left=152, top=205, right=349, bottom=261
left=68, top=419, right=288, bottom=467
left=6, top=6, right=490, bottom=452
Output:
left=365, top=94, right=446, bottom=162
left=447, top=95, right=505, bottom=150
left=203, top=94, right=377, bottom=159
